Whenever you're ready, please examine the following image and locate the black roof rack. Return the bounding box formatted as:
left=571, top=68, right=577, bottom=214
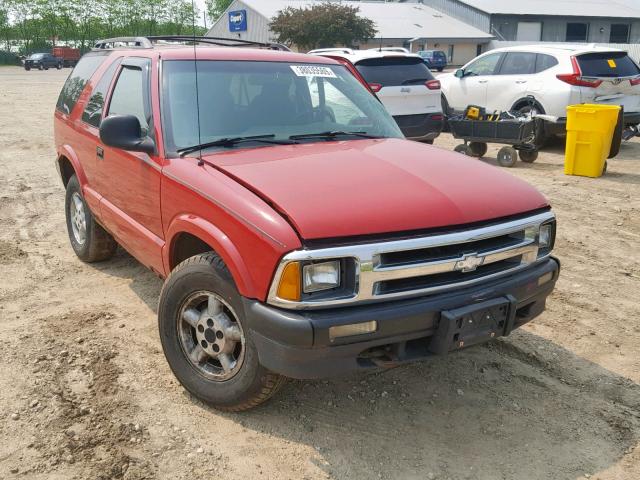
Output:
left=93, top=35, right=290, bottom=51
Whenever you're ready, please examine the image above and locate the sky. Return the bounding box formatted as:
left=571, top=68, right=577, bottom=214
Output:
left=194, top=0, right=211, bottom=27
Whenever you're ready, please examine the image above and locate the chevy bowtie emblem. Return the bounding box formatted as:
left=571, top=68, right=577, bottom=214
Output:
left=454, top=253, right=485, bottom=272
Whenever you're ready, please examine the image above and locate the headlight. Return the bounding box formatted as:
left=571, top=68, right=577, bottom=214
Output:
left=273, top=258, right=355, bottom=303
left=303, top=261, right=340, bottom=293
left=539, top=224, right=552, bottom=247
left=538, top=220, right=556, bottom=256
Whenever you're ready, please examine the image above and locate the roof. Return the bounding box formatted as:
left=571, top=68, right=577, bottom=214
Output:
left=454, top=0, right=640, bottom=18
left=97, top=45, right=342, bottom=64
left=490, top=44, right=626, bottom=55
left=309, top=48, right=424, bottom=62
left=212, top=0, right=493, bottom=40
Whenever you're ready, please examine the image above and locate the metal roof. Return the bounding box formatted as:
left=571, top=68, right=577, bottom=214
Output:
left=455, top=0, right=640, bottom=18
left=224, top=0, right=493, bottom=40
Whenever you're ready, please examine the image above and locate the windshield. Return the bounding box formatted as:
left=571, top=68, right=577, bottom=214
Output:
left=29, top=54, right=44, bottom=59
left=161, top=60, right=403, bottom=154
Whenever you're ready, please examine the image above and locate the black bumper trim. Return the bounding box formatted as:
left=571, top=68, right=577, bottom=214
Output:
left=393, top=113, right=443, bottom=140
left=243, top=257, right=559, bottom=379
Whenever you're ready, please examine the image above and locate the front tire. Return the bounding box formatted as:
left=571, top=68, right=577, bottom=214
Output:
left=65, top=175, right=117, bottom=262
left=454, top=143, right=470, bottom=155
left=158, top=252, right=286, bottom=412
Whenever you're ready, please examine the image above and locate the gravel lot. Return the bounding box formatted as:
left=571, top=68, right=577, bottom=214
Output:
left=0, top=66, right=639, bottom=480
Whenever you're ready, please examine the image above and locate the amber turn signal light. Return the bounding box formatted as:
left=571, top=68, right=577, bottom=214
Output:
left=276, top=262, right=301, bottom=301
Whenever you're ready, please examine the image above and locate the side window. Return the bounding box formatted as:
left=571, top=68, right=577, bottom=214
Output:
left=82, top=58, right=122, bottom=127
left=465, top=53, right=501, bottom=76
left=498, top=52, right=536, bottom=75
left=56, top=53, right=109, bottom=114
left=107, top=65, right=149, bottom=134
left=535, top=54, right=559, bottom=73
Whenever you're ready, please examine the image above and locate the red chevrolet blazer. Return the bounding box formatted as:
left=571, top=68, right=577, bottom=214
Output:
left=54, top=36, right=559, bottom=411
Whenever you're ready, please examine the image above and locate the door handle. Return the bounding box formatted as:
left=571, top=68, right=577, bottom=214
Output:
left=97, top=146, right=104, bottom=159
left=515, top=80, right=527, bottom=84
left=478, top=80, right=488, bottom=84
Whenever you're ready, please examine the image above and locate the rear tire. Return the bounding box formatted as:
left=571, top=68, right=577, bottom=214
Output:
left=158, top=252, right=286, bottom=412
left=497, top=146, right=518, bottom=167
left=437, top=67, right=444, bottom=72
left=468, top=142, right=488, bottom=157
left=65, top=175, right=118, bottom=262
left=519, top=149, right=538, bottom=163
left=515, top=101, right=549, bottom=146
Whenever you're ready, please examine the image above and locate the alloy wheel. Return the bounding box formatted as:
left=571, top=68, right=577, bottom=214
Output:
left=178, top=291, right=245, bottom=381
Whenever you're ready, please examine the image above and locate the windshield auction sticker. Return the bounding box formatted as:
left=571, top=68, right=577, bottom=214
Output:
left=290, top=65, right=337, bottom=78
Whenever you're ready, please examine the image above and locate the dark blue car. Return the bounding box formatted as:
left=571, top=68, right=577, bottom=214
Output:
left=417, top=50, right=447, bottom=72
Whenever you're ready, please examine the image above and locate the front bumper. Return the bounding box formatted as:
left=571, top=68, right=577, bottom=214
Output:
left=244, top=257, right=559, bottom=379
left=393, top=113, right=443, bottom=141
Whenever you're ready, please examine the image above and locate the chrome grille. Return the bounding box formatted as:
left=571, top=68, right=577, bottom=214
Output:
left=268, top=211, right=555, bottom=309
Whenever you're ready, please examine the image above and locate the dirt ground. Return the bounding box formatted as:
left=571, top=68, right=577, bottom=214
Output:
left=0, top=66, right=638, bottom=480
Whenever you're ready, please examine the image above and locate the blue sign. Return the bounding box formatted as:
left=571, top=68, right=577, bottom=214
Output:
left=228, top=10, right=247, bottom=32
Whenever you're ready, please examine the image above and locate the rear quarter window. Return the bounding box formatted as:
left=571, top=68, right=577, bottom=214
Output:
left=355, top=57, right=434, bottom=87
left=82, top=57, right=122, bottom=127
left=577, top=52, right=640, bottom=77
left=535, top=53, right=558, bottom=73
left=56, top=52, right=109, bottom=115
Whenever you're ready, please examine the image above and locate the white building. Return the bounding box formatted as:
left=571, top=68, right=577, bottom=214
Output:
left=422, top=0, right=640, bottom=43
left=206, top=0, right=494, bottom=65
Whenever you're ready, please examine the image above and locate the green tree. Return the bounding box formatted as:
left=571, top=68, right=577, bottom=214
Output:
left=0, top=5, right=11, bottom=51
left=270, top=2, right=376, bottom=51
left=204, top=0, right=232, bottom=23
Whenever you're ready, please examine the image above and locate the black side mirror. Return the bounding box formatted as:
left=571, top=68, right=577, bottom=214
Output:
left=454, top=69, right=465, bottom=78
left=99, top=114, right=155, bottom=155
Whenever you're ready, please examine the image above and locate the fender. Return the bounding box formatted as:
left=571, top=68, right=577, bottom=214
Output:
left=56, top=145, right=102, bottom=215
left=163, top=214, right=256, bottom=298
left=57, top=144, right=87, bottom=186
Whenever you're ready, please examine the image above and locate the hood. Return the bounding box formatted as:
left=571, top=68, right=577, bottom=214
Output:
left=203, top=138, right=549, bottom=240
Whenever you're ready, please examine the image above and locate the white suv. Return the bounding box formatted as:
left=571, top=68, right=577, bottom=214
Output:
left=309, top=48, right=443, bottom=142
left=439, top=45, right=640, bottom=135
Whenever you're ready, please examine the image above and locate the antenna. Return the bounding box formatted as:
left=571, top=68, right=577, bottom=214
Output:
left=190, top=0, right=204, bottom=166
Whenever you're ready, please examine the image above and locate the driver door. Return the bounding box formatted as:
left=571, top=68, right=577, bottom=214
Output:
left=448, top=53, right=503, bottom=110
left=97, top=57, right=164, bottom=273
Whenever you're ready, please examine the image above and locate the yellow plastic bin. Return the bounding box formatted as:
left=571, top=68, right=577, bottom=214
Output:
left=564, top=104, right=621, bottom=178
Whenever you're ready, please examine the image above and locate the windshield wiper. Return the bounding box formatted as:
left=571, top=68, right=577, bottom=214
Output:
left=177, top=134, right=296, bottom=156
left=401, top=78, right=429, bottom=85
left=289, top=131, right=381, bottom=141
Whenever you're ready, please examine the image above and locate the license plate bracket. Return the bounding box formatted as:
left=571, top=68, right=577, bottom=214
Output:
left=428, top=296, right=517, bottom=355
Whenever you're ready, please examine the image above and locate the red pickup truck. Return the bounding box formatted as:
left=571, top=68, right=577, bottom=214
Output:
left=54, top=36, right=559, bottom=411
